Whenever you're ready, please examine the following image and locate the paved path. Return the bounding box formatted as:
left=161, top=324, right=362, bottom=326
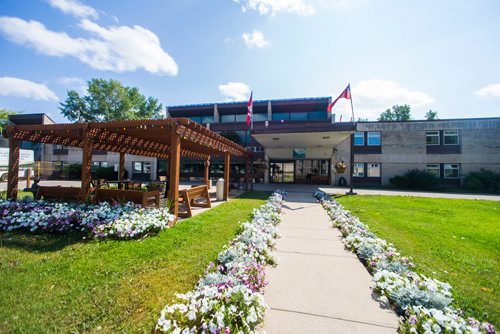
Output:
left=263, top=192, right=399, bottom=333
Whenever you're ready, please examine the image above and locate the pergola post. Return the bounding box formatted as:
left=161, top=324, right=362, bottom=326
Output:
left=168, top=130, right=181, bottom=218
left=80, top=136, right=93, bottom=201
left=119, top=152, right=125, bottom=181
left=204, top=158, right=210, bottom=189
left=245, top=159, right=250, bottom=191
left=223, top=152, right=230, bottom=200
left=7, top=137, right=20, bottom=200
left=250, top=160, right=254, bottom=190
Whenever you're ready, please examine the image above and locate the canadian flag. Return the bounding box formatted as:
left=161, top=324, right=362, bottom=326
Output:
left=246, top=91, right=253, bottom=126
left=327, top=84, right=351, bottom=113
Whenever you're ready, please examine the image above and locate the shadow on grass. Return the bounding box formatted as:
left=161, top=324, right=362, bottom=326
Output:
left=0, top=231, right=86, bottom=253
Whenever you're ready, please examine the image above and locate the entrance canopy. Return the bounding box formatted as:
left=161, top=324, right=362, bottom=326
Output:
left=4, top=118, right=251, bottom=217
left=253, top=131, right=354, bottom=150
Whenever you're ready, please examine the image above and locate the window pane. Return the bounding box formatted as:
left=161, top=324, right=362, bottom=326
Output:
left=290, top=112, right=308, bottom=121
left=426, top=131, right=439, bottom=145
left=143, top=162, right=152, bottom=173
left=443, top=130, right=459, bottom=145
left=426, top=164, right=440, bottom=178
left=354, top=132, right=364, bottom=146
left=202, top=115, right=214, bottom=124
left=308, top=111, right=327, bottom=120
left=272, top=112, right=289, bottom=121
left=132, top=162, right=142, bottom=173
left=235, top=114, right=247, bottom=122
left=188, top=116, right=202, bottom=123
left=221, top=114, right=235, bottom=123
left=367, top=163, right=380, bottom=177
left=353, top=163, right=364, bottom=177
left=444, top=164, right=459, bottom=178
left=253, top=113, right=268, bottom=121
left=367, top=132, right=381, bottom=146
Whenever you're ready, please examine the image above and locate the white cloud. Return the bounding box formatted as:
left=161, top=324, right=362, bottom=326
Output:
left=57, top=76, right=87, bottom=94
left=0, top=16, right=178, bottom=76
left=239, top=0, right=315, bottom=16
left=219, top=82, right=251, bottom=101
left=475, top=83, right=500, bottom=99
left=0, top=77, right=58, bottom=101
left=242, top=30, right=270, bottom=49
left=47, top=0, right=98, bottom=19
left=344, top=79, right=434, bottom=119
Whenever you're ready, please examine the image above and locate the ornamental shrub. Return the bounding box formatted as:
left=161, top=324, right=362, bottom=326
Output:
left=389, top=169, right=439, bottom=190
left=463, top=169, right=500, bottom=193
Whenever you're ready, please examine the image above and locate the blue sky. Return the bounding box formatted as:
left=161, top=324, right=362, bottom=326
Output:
left=0, top=0, right=499, bottom=123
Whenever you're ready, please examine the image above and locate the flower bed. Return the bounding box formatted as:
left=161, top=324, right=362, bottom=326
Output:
left=156, top=190, right=286, bottom=333
left=313, top=191, right=495, bottom=334
left=0, top=199, right=175, bottom=239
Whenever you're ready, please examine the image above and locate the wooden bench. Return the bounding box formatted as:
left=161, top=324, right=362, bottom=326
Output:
left=178, top=185, right=212, bottom=218
left=35, top=186, right=81, bottom=202
left=94, top=188, right=160, bottom=208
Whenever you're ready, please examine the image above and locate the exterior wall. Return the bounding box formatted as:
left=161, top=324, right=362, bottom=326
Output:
left=356, top=118, right=500, bottom=185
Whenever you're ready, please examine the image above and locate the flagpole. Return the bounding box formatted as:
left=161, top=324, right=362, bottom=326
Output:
left=347, top=83, right=357, bottom=196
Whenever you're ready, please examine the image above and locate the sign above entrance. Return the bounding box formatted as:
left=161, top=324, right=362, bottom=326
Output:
left=293, top=148, right=306, bottom=159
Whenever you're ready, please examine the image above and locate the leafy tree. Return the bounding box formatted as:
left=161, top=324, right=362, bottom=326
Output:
left=59, top=78, right=163, bottom=122
left=425, top=110, right=438, bottom=120
left=378, top=104, right=412, bottom=121
left=0, top=108, right=17, bottom=133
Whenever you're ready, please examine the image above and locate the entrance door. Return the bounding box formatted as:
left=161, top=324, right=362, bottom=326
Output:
left=269, top=161, right=294, bottom=183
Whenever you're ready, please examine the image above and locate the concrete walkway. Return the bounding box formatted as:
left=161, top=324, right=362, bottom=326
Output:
left=263, top=192, right=399, bottom=333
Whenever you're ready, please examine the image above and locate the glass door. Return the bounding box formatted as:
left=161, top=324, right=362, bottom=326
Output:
left=269, top=161, right=294, bottom=183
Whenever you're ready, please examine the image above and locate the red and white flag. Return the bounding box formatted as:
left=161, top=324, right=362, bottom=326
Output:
left=327, top=84, right=351, bottom=113
left=246, top=91, right=253, bottom=126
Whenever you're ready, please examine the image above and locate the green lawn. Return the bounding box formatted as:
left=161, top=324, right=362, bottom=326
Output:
left=336, top=195, right=500, bottom=327
left=0, top=191, right=269, bottom=333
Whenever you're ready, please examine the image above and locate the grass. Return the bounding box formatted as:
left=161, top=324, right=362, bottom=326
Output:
left=0, top=191, right=269, bottom=333
left=336, top=195, right=500, bottom=327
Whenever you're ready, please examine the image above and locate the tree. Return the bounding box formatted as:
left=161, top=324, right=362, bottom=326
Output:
left=59, top=78, right=163, bottom=122
left=425, top=110, right=438, bottom=120
left=378, top=104, right=412, bottom=121
left=0, top=108, right=16, bottom=133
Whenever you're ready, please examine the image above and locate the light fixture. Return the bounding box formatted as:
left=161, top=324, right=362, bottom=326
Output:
left=322, top=136, right=330, bottom=139
left=272, top=137, right=280, bottom=141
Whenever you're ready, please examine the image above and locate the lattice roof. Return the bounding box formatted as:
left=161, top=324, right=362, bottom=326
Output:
left=4, top=118, right=252, bottom=160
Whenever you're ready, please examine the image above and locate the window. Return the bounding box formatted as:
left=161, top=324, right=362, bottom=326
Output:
left=354, top=132, right=364, bottom=146
left=221, top=114, right=235, bottom=123
left=188, top=116, right=202, bottom=123
left=443, top=130, right=459, bottom=145
left=289, top=112, right=308, bottom=121
left=253, top=113, right=268, bottom=121
left=367, top=163, right=380, bottom=177
left=92, top=161, right=109, bottom=171
left=235, top=114, right=247, bottom=122
left=367, top=132, right=381, bottom=146
left=202, top=115, right=214, bottom=124
left=444, top=164, right=460, bottom=179
left=308, top=111, right=327, bottom=120
left=272, top=112, right=290, bottom=121
left=53, top=144, right=66, bottom=149
left=53, top=161, right=64, bottom=171
left=426, top=131, right=440, bottom=145
left=353, top=163, right=365, bottom=177
left=426, top=164, right=440, bottom=178
left=132, top=161, right=152, bottom=174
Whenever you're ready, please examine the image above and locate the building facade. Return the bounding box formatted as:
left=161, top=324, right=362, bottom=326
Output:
left=6, top=98, right=500, bottom=187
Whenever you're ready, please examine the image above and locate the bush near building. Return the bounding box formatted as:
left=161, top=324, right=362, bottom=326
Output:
left=463, top=169, right=500, bottom=194
left=389, top=169, right=440, bottom=190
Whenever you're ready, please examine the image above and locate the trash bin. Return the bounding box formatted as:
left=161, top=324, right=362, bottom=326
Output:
left=216, top=178, right=225, bottom=201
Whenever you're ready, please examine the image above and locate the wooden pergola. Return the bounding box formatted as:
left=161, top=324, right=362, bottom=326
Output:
left=4, top=118, right=252, bottom=217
